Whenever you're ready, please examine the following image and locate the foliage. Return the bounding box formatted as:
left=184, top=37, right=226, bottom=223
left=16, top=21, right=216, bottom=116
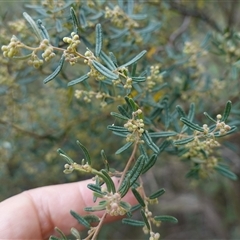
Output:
left=1, top=0, right=240, bottom=239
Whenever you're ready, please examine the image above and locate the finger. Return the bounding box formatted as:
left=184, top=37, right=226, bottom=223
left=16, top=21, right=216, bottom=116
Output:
left=0, top=178, right=136, bottom=239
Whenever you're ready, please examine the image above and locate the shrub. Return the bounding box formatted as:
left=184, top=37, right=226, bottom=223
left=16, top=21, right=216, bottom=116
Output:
left=1, top=1, right=240, bottom=239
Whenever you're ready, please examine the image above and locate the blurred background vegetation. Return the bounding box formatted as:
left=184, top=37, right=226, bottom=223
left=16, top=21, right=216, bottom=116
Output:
left=0, top=0, right=240, bottom=239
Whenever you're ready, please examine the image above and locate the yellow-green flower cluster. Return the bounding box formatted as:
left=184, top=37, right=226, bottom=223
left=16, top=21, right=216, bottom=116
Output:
left=1, top=35, right=21, bottom=58
left=27, top=52, right=44, bottom=69
left=124, top=109, right=144, bottom=142
left=104, top=192, right=127, bottom=216
left=146, top=65, right=163, bottom=92
left=105, top=6, right=139, bottom=29
left=40, top=39, right=56, bottom=62
left=63, top=32, right=81, bottom=65
left=84, top=50, right=106, bottom=80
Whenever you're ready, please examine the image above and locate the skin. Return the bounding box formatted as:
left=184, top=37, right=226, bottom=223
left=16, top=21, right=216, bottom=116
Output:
left=0, top=178, right=136, bottom=240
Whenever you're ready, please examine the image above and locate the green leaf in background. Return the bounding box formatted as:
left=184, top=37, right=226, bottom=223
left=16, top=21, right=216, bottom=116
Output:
left=131, top=188, right=145, bottom=207
left=70, top=227, right=81, bottom=239
left=76, top=140, right=91, bottom=165
left=149, top=131, right=178, bottom=138
left=140, top=209, right=150, bottom=230
left=173, top=136, right=194, bottom=145
left=122, top=218, right=145, bottom=227
left=221, top=100, right=232, bottom=122
left=120, top=50, right=147, bottom=68
left=214, top=164, right=238, bottom=180
left=180, top=117, right=204, bottom=132
left=87, top=183, right=104, bottom=195
left=37, top=19, right=50, bottom=40
left=115, top=142, right=133, bottom=155
left=95, top=23, right=102, bottom=57
left=23, top=12, right=43, bottom=40
left=142, top=154, right=158, bottom=174
left=70, top=7, right=80, bottom=33
left=154, top=215, right=178, bottom=223
left=110, top=111, right=129, bottom=120
left=83, top=214, right=100, bottom=224
left=101, top=169, right=116, bottom=193
left=142, top=130, right=159, bottom=153
left=149, top=188, right=166, bottom=199
left=99, top=51, right=117, bottom=70
left=43, top=55, right=65, bottom=84
left=92, top=60, right=119, bottom=79
left=67, top=74, right=89, bottom=86
left=70, top=210, right=91, bottom=228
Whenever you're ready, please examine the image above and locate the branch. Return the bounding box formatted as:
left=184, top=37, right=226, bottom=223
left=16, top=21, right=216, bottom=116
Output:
left=168, top=1, right=222, bottom=33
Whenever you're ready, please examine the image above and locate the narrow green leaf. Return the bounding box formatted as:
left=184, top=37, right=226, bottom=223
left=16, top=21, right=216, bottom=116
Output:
left=118, top=175, right=130, bottom=197
left=132, top=188, right=145, bottom=207
left=204, top=112, right=216, bottom=123
left=67, top=74, right=89, bottom=86
left=221, top=100, right=232, bottom=122
left=23, top=12, right=43, bottom=40
left=118, top=105, right=131, bottom=118
left=142, top=154, right=157, bottom=174
left=140, top=209, right=150, bottom=230
left=87, top=184, right=104, bottom=195
left=79, top=9, right=88, bottom=28
left=188, top=103, right=195, bottom=121
left=120, top=50, right=147, bottom=68
left=83, top=214, right=100, bottom=223
left=124, top=97, right=135, bottom=112
left=131, top=76, right=146, bottom=82
left=57, top=148, right=74, bottom=164
left=92, top=60, right=119, bottom=79
left=56, top=19, right=62, bottom=33
left=70, top=227, right=81, bottom=239
left=185, top=167, right=200, bottom=179
left=109, top=52, right=118, bottom=66
left=176, top=105, right=187, bottom=118
left=122, top=218, right=145, bottom=227
left=180, top=117, right=204, bottom=132
left=149, top=188, right=166, bottom=199
left=70, top=210, right=91, bottom=228
left=54, top=227, right=67, bottom=240
left=101, top=169, right=116, bottom=193
left=130, top=204, right=141, bottom=212
left=13, top=53, right=32, bottom=60
left=37, top=19, right=50, bottom=40
left=115, top=142, right=133, bottom=155
left=173, top=136, right=194, bottom=145
left=119, top=200, right=132, bottom=212
left=70, top=7, right=80, bottom=33
left=127, top=155, right=145, bottom=187
left=110, top=112, right=129, bottom=120
left=49, top=236, right=60, bottom=240
left=43, top=55, right=65, bottom=84
left=99, top=51, right=116, bottom=70
left=76, top=140, right=91, bottom=165
left=107, top=125, right=129, bottom=132
left=119, top=156, right=144, bottom=197
left=129, top=98, right=138, bottom=112
left=214, top=165, right=237, bottom=180
left=101, top=149, right=109, bottom=171
left=142, top=130, right=159, bottom=153
left=149, top=131, right=178, bottom=138
left=95, top=24, right=102, bottom=57
left=154, top=215, right=178, bottom=223
left=214, top=125, right=237, bottom=137
left=159, top=139, right=171, bottom=153
left=84, top=203, right=107, bottom=212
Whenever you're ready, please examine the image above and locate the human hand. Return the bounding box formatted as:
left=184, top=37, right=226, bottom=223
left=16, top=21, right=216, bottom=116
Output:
left=0, top=178, right=136, bottom=239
